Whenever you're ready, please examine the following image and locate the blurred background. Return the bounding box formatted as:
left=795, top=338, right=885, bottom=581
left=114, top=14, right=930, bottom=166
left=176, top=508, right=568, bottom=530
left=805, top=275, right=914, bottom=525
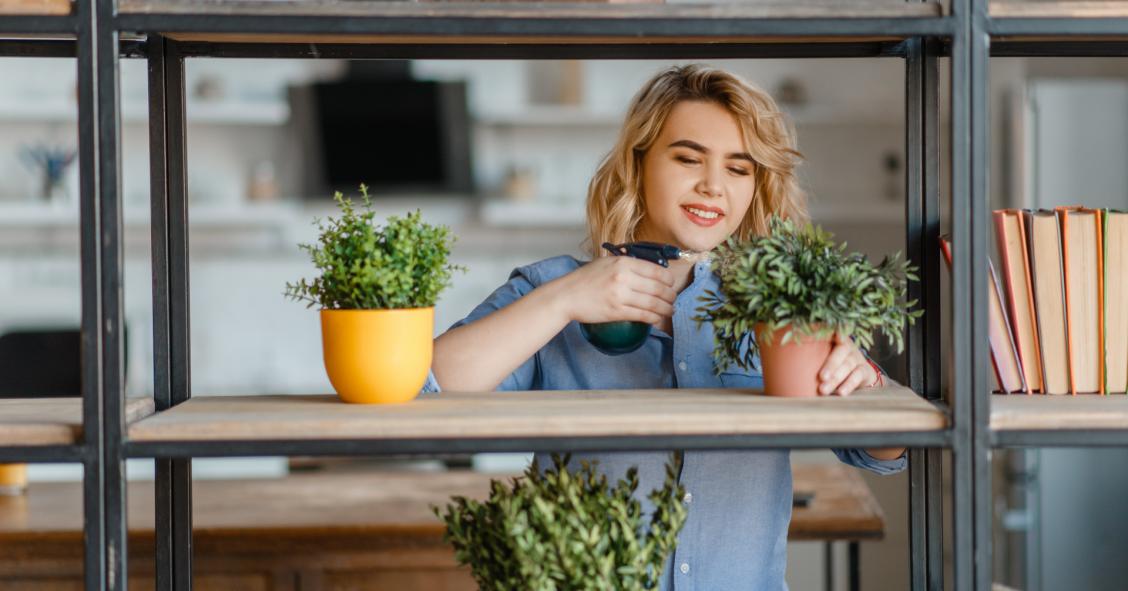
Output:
left=3, top=54, right=1128, bottom=589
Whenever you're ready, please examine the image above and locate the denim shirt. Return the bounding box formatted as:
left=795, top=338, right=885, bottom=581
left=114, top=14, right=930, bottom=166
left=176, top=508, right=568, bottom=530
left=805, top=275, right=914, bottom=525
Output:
left=423, top=255, right=906, bottom=591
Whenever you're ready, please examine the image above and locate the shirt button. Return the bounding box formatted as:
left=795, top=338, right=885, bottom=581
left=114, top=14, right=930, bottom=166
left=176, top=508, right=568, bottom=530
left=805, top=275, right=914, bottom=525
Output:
left=683, top=492, right=692, bottom=504
left=680, top=563, right=690, bottom=574
left=678, top=360, right=688, bottom=371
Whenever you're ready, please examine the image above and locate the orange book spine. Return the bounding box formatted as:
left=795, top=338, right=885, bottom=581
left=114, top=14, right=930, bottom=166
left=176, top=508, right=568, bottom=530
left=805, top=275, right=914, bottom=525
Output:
left=1094, top=209, right=1105, bottom=395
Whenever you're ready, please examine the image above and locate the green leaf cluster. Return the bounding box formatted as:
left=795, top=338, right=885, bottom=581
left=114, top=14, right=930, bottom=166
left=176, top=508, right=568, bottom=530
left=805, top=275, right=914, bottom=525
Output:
left=434, top=453, right=688, bottom=591
left=284, top=185, right=464, bottom=310
left=694, top=214, right=923, bottom=373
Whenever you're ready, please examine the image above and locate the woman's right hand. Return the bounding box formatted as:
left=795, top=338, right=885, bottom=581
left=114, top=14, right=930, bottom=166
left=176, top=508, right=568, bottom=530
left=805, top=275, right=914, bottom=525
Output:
left=546, top=255, right=678, bottom=326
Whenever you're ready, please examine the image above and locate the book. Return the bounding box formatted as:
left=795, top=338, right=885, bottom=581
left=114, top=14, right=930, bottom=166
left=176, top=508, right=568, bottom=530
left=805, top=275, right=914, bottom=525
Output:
left=1024, top=210, right=1071, bottom=395
left=994, top=210, right=1043, bottom=393
left=988, top=259, right=1027, bottom=393
left=1104, top=209, right=1128, bottom=394
left=1058, top=207, right=1104, bottom=394
left=940, top=235, right=1026, bottom=393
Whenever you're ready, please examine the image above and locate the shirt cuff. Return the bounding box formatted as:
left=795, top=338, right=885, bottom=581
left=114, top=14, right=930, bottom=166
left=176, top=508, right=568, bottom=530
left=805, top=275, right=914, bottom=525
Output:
left=421, top=369, right=442, bottom=394
left=834, top=447, right=907, bottom=476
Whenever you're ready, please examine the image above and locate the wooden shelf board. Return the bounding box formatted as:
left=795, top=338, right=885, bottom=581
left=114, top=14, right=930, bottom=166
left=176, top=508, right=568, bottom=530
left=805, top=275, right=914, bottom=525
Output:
left=120, top=0, right=941, bottom=20
left=992, top=393, right=1128, bottom=431
left=0, top=0, right=69, bottom=16
left=991, top=1, right=1128, bottom=19
left=117, top=0, right=941, bottom=45
left=128, top=385, right=945, bottom=443
left=0, top=397, right=156, bottom=446
left=160, top=33, right=912, bottom=45
left=0, top=464, right=881, bottom=545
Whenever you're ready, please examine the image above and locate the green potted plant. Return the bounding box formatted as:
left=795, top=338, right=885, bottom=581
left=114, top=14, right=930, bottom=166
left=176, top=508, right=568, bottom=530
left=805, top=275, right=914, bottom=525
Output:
left=285, top=185, right=463, bottom=404
left=435, top=454, right=688, bottom=591
left=695, top=215, right=921, bottom=397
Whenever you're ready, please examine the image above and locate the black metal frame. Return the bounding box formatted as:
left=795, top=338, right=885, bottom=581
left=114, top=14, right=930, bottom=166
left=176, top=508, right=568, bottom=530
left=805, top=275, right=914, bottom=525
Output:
left=20, top=0, right=1125, bottom=588
left=112, top=13, right=955, bottom=39
left=824, top=540, right=863, bottom=591
left=124, top=431, right=954, bottom=459
left=147, top=32, right=194, bottom=591
left=172, top=40, right=914, bottom=60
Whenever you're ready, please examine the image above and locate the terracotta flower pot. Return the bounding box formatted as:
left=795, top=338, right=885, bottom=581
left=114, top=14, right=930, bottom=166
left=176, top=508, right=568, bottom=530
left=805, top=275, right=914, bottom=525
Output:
left=320, top=308, right=434, bottom=404
left=755, top=324, right=834, bottom=397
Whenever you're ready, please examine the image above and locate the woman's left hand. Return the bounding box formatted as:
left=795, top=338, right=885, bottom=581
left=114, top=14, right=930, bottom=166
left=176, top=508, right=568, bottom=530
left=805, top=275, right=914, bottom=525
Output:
left=817, top=333, right=882, bottom=396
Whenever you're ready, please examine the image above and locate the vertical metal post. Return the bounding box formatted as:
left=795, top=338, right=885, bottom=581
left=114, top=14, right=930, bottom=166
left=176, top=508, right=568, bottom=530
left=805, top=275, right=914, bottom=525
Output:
left=970, top=0, right=993, bottom=589
left=849, top=541, right=860, bottom=591
left=150, top=36, right=194, bottom=591
left=906, top=30, right=944, bottom=591
left=922, top=33, right=944, bottom=591
left=148, top=33, right=171, bottom=452
left=85, top=0, right=126, bottom=586
left=950, top=1, right=974, bottom=589
left=169, top=38, right=195, bottom=591
left=76, top=0, right=105, bottom=586
left=952, top=0, right=991, bottom=589
left=824, top=542, right=834, bottom=591
left=149, top=33, right=174, bottom=591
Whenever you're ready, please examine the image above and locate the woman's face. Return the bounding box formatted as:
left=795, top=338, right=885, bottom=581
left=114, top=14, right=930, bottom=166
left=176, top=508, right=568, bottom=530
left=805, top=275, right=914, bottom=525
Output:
left=636, top=100, right=757, bottom=253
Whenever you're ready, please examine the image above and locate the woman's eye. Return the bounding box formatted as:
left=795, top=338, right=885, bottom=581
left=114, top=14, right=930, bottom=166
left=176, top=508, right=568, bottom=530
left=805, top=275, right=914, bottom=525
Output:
left=728, top=167, right=750, bottom=176
left=675, top=156, right=699, bottom=165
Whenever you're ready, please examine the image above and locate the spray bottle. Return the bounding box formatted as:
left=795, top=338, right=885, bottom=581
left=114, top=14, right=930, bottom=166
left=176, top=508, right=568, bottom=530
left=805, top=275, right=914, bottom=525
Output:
left=580, top=241, right=708, bottom=355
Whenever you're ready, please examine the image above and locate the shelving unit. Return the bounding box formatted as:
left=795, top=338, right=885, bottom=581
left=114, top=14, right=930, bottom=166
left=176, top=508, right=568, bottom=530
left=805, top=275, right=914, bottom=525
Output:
left=3, top=0, right=1041, bottom=589
left=979, top=9, right=1128, bottom=591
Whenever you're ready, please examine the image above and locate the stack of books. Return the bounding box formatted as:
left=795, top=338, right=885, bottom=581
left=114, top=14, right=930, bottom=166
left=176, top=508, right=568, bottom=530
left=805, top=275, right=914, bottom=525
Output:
left=941, top=208, right=1128, bottom=395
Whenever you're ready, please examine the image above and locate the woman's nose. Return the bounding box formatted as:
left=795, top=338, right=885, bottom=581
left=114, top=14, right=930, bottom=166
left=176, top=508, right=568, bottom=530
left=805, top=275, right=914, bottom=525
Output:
left=696, top=164, right=725, bottom=198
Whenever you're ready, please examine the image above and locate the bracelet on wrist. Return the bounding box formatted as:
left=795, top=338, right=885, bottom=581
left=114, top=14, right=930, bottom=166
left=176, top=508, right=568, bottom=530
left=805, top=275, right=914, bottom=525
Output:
left=865, top=358, right=884, bottom=388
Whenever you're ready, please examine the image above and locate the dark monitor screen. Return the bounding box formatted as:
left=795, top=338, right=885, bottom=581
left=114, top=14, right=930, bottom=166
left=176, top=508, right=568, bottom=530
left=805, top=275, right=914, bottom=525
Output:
left=310, top=79, right=471, bottom=196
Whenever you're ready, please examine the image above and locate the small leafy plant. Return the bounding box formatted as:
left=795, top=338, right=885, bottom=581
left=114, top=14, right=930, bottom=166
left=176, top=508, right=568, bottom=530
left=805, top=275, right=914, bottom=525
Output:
left=285, top=185, right=464, bottom=309
left=695, top=214, right=921, bottom=373
left=434, top=453, right=688, bottom=591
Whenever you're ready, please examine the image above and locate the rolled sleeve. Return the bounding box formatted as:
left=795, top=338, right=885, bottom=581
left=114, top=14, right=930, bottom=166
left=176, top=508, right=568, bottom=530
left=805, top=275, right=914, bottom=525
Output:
left=422, top=266, right=542, bottom=395
left=832, top=447, right=907, bottom=475
left=421, top=369, right=442, bottom=394
left=831, top=357, right=905, bottom=475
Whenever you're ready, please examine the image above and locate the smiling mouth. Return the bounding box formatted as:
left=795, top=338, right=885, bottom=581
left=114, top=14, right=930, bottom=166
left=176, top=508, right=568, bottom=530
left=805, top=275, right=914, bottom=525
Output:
left=681, top=205, right=725, bottom=227
left=685, top=206, right=722, bottom=219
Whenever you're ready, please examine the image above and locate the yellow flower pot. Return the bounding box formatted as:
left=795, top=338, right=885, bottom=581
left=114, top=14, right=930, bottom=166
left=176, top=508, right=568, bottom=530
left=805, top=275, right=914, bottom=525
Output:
left=320, top=308, right=434, bottom=404
left=0, top=463, right=28, bottom=495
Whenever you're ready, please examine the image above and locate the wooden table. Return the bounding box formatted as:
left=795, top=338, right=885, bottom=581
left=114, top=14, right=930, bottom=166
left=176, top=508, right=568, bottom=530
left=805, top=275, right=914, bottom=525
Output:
left=792, top=463, right=885, bottom=591
left=0, top=463, right=882, bottom=590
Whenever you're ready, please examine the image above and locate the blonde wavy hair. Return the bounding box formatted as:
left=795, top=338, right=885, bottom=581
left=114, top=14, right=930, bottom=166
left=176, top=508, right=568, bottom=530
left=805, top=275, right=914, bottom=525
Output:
left=585, top=64, right=808, bottom=257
